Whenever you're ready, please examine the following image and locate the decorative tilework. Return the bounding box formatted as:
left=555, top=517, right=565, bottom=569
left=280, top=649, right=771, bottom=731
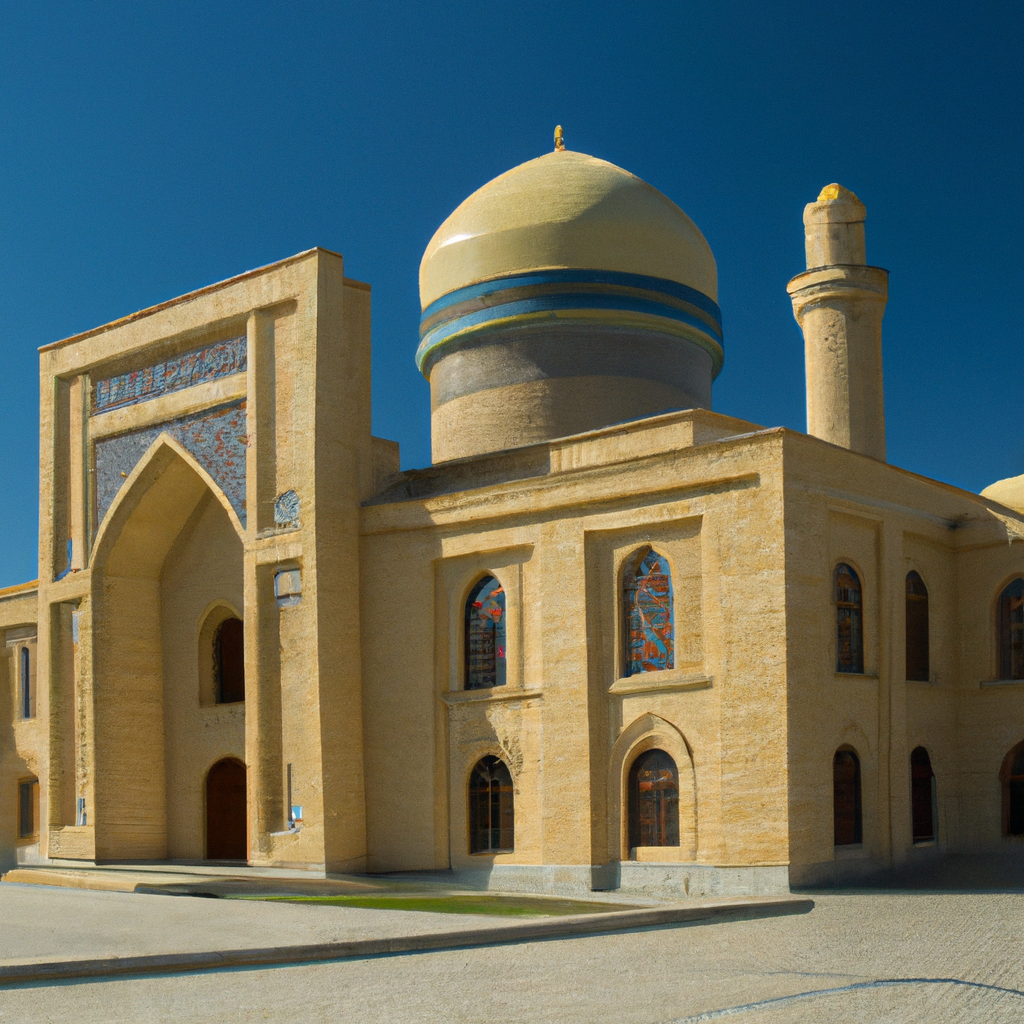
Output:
left=93, top=335, right=247, bottom=414
left=94, top=401, right=248, bottom=531
left=274, top=489, right=300, bottom=528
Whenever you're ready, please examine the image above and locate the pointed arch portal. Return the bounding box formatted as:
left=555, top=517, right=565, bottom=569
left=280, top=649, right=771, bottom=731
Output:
left=87, top=438, right=245, bottom=860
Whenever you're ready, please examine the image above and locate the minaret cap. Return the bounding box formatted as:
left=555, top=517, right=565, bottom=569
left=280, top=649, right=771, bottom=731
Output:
left=803, top=182, right=867, bottom=268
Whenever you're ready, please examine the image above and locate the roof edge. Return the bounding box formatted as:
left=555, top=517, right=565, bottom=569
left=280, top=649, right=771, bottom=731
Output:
left=0, top=579, right=39, bottom=599
left=40, top=248, right=350, bottom=353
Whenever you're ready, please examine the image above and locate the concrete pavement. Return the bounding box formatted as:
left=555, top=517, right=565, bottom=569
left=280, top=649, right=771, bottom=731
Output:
left=0, top=886, right=1022, bottom=1021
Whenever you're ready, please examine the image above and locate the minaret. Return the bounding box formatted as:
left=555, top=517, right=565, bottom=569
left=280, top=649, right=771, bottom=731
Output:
left=787, top=184, right=888, bottom=461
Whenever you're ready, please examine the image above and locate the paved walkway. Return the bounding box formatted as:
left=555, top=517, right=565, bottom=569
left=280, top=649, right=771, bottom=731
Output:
left=0, top=885, right=1022, bottom=1021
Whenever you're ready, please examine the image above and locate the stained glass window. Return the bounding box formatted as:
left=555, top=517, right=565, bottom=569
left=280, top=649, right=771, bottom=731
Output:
left=469, top=756, right=514, bottom=853
left=624, top=549, right=674, bottom=676
left=628, top=749, right=679, bottom=848
left=833, top=749, right=862, bottom=845
left=835, top=564, right=864, bottom=674
left=905, top=571, right=929, bottom=682
left=465, top=576, right=506, bottom=690
left=998, top=579, right=1024, bottom=680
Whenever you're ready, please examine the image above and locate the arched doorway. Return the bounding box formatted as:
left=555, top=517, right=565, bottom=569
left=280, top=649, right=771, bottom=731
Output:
left=206, top=758, right=247, bottom=860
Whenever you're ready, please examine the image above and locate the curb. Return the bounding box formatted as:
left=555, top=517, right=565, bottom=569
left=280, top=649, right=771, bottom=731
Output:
left=0, top=896, right=812, bottom=986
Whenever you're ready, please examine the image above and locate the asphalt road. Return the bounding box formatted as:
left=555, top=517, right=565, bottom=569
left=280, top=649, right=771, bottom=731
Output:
left=0, top=885, right=1022, bottom=1022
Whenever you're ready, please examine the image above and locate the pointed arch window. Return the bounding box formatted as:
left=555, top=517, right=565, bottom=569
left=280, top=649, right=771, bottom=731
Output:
left=465, top=576, right=506, bottom=690
left=835, top=564, right=863, bottom=674
left=1001, top=742, right=1024, bottom=837
left=628, top=748, right=680, bottom=848
left=214, top=618, right=245, bottom=703
left=624, top=549, right=674, bottom=676
left=998, top=579, right=1024, bottom=680
left=910, top=746, right=935, bottom=842
left=905, top=571, right=930, bottom=682
left=469, top=756, right=514, bottom=853
left=833, top=748, right=862, bottom=846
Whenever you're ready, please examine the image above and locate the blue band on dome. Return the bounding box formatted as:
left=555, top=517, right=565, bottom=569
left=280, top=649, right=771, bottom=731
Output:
left=417, top=269, right=723, bottom=377
left=421, top=268, right=721, bottom=324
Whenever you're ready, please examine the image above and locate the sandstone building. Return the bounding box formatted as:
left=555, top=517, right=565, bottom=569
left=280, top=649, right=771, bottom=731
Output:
left=4, top=136, right=1024, bottom=894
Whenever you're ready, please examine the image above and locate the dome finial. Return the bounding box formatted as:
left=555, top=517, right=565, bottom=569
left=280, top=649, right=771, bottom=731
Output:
left=554, top=125, right=565, bottom=151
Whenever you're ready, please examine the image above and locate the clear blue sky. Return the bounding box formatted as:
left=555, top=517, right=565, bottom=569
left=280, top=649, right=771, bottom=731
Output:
left=1, top=1, right=1021, bottom=585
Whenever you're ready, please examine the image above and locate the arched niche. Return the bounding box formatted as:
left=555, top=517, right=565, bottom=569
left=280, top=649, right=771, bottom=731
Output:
left=197, top=602, right=245, bottom=706
left=89, top=437, right=244, bottom=861
left=205, top=757, right=247, bottom=861
left=608, top=714, right=696, bottom=862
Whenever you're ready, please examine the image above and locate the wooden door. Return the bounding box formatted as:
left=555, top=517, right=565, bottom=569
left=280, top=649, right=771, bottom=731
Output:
left=206, top=758, right=247, bottom=860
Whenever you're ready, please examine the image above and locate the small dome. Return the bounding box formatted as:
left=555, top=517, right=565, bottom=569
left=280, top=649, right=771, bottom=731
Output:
left=420, top=149, right=718, bottom=310
left=982, top=474, right=1024, bottom=514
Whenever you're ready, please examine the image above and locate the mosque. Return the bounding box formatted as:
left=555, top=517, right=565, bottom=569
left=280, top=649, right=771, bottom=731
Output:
left=4, top=129, right=1024, bottom=895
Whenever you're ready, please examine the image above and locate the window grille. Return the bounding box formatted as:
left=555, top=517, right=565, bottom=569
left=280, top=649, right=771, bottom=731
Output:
left=628, top=748, right=680, bottom=848
left=468, top=756, right=514, bottom=853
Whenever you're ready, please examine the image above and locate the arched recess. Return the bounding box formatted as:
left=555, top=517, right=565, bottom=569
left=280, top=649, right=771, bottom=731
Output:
left=205, top=757, right=248, bottom=860
left=608, top=714, right=696, bottom=861
left=89, top=436, right=245, bottom=861
left=197, top=602, right=245, bottom=706
left=93, top=435, right=245, bottom=563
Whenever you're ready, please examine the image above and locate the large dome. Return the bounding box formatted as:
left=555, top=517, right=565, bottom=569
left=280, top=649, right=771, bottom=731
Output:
left=419, top=149, right=718, bottom=309
left=417, top=143, right=725, bottom=464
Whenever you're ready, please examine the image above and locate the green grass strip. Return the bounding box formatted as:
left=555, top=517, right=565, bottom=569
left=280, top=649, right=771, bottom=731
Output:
left=233, top=894, right=630, bottom=917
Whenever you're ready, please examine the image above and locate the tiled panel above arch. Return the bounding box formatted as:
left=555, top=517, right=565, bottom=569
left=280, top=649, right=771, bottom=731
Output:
left=94, top=401, right=247, bottom=532
left=91, top=335, right=246, bottom=414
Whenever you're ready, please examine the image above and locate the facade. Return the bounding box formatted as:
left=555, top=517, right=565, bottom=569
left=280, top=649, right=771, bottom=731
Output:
left=3, top=139, right=1024, bottom=895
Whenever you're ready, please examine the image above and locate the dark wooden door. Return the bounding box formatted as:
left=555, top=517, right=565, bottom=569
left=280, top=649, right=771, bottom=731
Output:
left=206, top=758, right=247, bottom=860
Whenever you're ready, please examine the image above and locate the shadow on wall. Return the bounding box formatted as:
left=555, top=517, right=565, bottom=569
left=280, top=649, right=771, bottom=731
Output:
left=792, top=852, right=1024, bottom=894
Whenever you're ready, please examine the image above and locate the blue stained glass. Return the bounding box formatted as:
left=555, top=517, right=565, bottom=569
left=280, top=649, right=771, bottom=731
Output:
left=625, top=549, right=674, bottom=676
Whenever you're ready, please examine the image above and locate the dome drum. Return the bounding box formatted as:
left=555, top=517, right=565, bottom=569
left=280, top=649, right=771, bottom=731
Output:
left=427, top=320, right=717, bottom=462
